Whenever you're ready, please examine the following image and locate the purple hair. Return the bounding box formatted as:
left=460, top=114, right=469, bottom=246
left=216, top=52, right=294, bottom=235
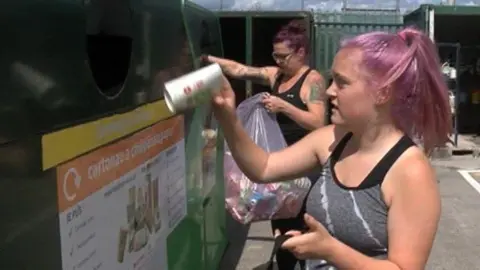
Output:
left=273, top=19, right=309, bottom=54
left=341, top=27, right=452, bottom=152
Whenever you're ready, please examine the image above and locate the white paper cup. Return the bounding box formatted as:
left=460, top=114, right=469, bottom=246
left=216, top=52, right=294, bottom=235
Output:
left=164, top=63, right=222, bottom=113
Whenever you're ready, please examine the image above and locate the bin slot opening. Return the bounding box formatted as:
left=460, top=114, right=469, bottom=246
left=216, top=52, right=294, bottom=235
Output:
left=252, top=17, right=303, bottom=95
left=87, top=35, right=132, bottom=97
left=220, top=17, right=247, bottom=105
left=85, top=0, right=133, bottom=98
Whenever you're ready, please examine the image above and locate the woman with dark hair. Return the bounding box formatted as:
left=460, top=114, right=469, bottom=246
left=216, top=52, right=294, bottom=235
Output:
left=212, top=27, right=450, bottom=270
left=205, top=19, right=327, bottom=270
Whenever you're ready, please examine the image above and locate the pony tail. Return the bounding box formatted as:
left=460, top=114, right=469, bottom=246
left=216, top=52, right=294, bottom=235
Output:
left=401, top=27, right=452, bottom=153
left=340, top=27, right=452, bottom=153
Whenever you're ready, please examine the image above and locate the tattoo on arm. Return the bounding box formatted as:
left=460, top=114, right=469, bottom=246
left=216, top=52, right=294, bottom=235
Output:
left=214, top=57, right=270, bottom=85
left=308, top=79, right=326, bottom=104
left=233, top=66, right=270, bottom=86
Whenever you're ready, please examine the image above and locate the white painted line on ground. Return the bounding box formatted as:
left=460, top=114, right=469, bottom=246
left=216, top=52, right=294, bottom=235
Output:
left=458, top=170, right=480, bottom=195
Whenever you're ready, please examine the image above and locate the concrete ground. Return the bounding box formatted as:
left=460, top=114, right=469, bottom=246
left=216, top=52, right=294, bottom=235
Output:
left=218, top=155, right=480, bottom=270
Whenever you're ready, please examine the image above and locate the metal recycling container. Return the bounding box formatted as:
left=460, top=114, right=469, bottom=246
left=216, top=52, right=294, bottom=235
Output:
left=0, top=0, right=226, bottom=269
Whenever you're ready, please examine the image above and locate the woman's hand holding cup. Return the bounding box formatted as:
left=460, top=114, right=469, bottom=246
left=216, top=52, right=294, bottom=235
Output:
left=212, top=75, right=236, bottom=118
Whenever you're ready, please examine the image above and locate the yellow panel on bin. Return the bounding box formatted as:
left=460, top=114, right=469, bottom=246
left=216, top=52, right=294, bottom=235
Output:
left=42, top=100, right=173, bottom=170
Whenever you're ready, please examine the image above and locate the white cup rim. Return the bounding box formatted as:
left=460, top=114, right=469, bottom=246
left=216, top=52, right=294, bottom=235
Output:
left=164, top=90, right=176, bottom=113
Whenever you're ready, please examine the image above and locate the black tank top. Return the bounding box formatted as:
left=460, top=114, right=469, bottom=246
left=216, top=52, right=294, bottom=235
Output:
left=272, top=68, right=312, bottom=146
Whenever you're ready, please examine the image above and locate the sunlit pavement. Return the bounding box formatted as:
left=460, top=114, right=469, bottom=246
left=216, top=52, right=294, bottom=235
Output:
left=219, top=156, right=480, bottom=270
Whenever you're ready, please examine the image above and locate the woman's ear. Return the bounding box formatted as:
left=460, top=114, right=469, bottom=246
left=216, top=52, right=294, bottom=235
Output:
left=297, top=47, right=306, bottom=58
left=375, top=86, right=393, bottom=105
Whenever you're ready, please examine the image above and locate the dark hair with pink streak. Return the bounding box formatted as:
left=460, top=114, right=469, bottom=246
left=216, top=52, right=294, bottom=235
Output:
left=340, top=27, right=452, bottom=153
left=273, top=19, right=309, bottom=54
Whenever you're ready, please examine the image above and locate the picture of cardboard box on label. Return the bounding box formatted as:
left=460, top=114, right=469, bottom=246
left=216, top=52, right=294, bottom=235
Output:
left=117, top=162, right=162, bottom=263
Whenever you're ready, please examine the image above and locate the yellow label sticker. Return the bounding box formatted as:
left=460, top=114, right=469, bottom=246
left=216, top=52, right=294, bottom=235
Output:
left=42, top=100, right=173, bottom=170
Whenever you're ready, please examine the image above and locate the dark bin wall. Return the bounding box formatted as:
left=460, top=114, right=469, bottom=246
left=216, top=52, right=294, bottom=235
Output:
left=219, top=17, right=247, bottom=105
left=0, top=0, right=191, bottom=268
left=0, top=0, right=184, bottom=140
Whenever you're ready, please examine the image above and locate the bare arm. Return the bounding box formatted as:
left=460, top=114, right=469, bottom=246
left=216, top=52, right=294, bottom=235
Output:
left=280, top=72, right=327, bottom=130
left=207, top=55, right=276, bottom=86
left=323, top=148, right=440, bottom=270
left=219, top=112, right=331, bottom=183
left=385, top=150, right=440, bottom=269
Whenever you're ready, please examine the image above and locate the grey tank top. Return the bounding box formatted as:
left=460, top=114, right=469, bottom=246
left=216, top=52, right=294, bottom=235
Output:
left=305, top=133, right=415, bottom=269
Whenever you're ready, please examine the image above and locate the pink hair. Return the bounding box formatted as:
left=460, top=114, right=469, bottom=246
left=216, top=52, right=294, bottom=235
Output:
left=273, top=19, right=309, bottom=54
left=340, top=27, right=452, bottom=152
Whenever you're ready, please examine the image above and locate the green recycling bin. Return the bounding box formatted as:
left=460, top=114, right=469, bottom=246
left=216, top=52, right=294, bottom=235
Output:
left=0, top=0, right=227, bottom=269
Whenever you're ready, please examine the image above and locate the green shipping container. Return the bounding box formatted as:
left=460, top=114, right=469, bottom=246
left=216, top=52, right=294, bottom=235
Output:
left=0, top=0, right=226, bottom=270
left=404, top=4, right=480, bottom=45
left=314, top=11, right=403, bottom=78
left=404, top=4, right=480, bottom=134
left=216, top=11, right=315, bottom=102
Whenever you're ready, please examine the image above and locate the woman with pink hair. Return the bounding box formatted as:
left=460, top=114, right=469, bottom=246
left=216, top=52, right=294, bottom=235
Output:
left=213, top=27, right=451, bottom=269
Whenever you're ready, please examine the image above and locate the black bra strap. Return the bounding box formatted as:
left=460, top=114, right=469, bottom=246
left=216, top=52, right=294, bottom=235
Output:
left=272, top=72, right=283, bottom=94
left=361, top=135, right=415, bottom=188
left=331, top=132, right=353, bottom=162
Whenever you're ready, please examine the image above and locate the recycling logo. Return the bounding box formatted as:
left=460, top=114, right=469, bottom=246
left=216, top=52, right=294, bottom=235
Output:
left=63, top=168, right=82, bottom=201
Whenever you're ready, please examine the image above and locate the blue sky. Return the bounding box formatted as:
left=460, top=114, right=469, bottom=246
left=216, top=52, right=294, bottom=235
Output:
left=193, top=0, right=480, bottom=12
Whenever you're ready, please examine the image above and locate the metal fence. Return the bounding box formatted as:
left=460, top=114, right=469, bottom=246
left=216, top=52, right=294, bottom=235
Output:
left=315, top=10, right=403, bottom=24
